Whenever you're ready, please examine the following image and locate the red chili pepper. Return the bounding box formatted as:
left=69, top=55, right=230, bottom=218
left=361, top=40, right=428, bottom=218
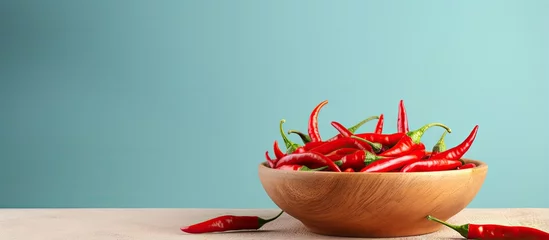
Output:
left=343, top=168, right=355, bottom=172
left=274, top=151, right=342, bottom=172
left=456, top=163, right=476, bottom=170
left=325, top=148, right=358, bottom=161
left=287, top=129, right=311, bottom=144
left=426, top=215, right=549, bottom=239
left=335, top=150, right=384, bottom=170
left=331, top=121, right=353, bottom=137
left=308, top=100, right=328, bottom=142
left=326, top=115, right=379, bottom=142
left=431, top=131, right=447, bottom=154
left=354, top=132, right=404, bottom=147
left=359, top=152, right=423, bottom=172
left=264, top=151, right=275, bottom=168
left=308, top=137, right=371, bottom=155
left=379, top=122, right=451, bottom=157
left=276, top=164, right=327, bottom=171
left=375, top=114, right=384, bottom=134
left=350, top=135, right=383, bottom=153
left=430, top=125, right=479, bottom=161
left=397, top=100, right=409, bottom=133
left=400, top=159, right=463, bottom=172
left=279, top=119, right=301, bottom=154
left=181, top=211, right=284, bottom=234
left=273, top=140, right=285, bottom=159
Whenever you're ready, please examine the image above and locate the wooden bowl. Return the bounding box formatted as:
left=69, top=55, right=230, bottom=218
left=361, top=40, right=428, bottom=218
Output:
left=258, top=158, right=488, bottom=238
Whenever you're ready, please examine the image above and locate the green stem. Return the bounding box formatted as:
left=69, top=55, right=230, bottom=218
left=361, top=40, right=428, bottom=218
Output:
left=301, top=165, right=328, bottom=171
left=364, top=151, right=385, bottom=164
left=258, top=210, right=285, bottom=227
left=279, top=119, right=300, bottom=154
left=350, top=136, right=383, bottom=153
left=348, top=115, right=380, bottom=133
left=432, top=131, right=447, bottom=153
left=426, top=215, right=469, bottom=238
left=407, top=122, right=452, bottom=144
left=287, top=130, right=311, bottom=144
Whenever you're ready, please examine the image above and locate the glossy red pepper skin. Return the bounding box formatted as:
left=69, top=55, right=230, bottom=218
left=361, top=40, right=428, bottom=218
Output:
left=331, top=121, right=353, bottom=137
left=378, top=135, right=416, bottom=157
left=457, top=163, right=476, bottom=170
left=308, top=137, right=371, bottom=155
left=360, top=152, right=422, bottom=172
left=274, top=151, right=342, bottom=172
left=354, top=132, right=404, bottom=147
left=336, top=150, right=368, bottom=170
left=430, top=125, right=479, bottom=161
left=181, top=211, right=284, bottom=234
left=427, top=215, right=549, bottom=240
left=308, top=100, right=328, bottom=142
left=264, top=151, right=275, bottom=168
left=273, top=140, right=285, bottom=159
left=375, top=114, right=384, bottom=134
left=400, top=159, right=463, bottom=172
left=325, top=148, right=358, bottom=161
left=397, top=100, right=409, bottom=133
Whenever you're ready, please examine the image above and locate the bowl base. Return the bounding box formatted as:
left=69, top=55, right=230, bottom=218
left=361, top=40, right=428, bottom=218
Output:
left=304, top=223, right=443, bottom=238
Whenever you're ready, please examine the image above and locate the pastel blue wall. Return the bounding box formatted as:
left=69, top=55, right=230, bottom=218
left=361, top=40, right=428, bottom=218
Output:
left=1, top=0, right=548, bottom=208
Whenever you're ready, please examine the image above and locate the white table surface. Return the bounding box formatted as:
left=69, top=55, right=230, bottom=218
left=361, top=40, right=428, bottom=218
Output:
left=1, top=208, right=548, bottom=239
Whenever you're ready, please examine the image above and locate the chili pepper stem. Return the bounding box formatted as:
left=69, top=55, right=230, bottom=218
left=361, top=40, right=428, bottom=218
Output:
left=258, top=210, right=284, bottom=226
left=350, top=135, right=383, bottom=153
left=407, top=122, right=452, bottom=144
left=279, top=119, right=300, bottom=154
left=432, top=131, right=448, bottom=153
left=302, top=165, right=329, bottom=171
left=426, top=215, right=468, bottom=238
left=287, top=130, right=311, bottom=144
left=348, top=115, right=379, bottom=133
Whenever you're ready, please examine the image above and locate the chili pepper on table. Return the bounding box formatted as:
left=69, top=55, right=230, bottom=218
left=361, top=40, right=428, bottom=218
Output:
left=359, top=151, right=424, bottom=172
left=276, top=164, right=327, bottom=171
left=397, top=100, right=409, bottom=133
left=326, top=115, right=380, bottom=142
left=287, top=130, right=311, bottom=144
left=273, top=140, right=285, bottom=159
left=457, top=163, right=476, bottom=170
left=375, top=114, right=384, bottom=134
left=432, top=131, right=448, bottom=154
left=400, top=159, right=463, bottom=172
left=274, top=151, right=342, bottom=172
left=426, top=215, right=549, bottom=239
left=279, top=119, right=301, bottom=154
left=379, top=122, right=452, bottom=157
left=430, top=125, right=479, bottom=161
left=308, top=100, right=328, bottom=142
left=181, top=211, right=284, bottom=234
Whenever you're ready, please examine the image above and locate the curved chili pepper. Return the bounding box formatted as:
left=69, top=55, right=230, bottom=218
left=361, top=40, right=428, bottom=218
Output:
left=274, top=151, right=342, bottom=172
left=432, top=131, right=447, bottom=154
left=279, top=119, right=300, bottom=154
left=354, top=132, right=404, bottom=147
left=276, top=164, right=327, bottom=171
left=343, top=168, right=355, bottom=172
left=430, top=125, right=478, bottom=161
left=456, top=163, right=476, bottom=170
left=264, top=151, right=275, bottom=168
left=426, top=215, right=549, bottom=239
left=273, top=140, right=285, bottom=159
left=374, top=114, right=384, bottom=134
left=397, top=100, right=409, bottom=133
left=400, top=159, right=463, bottom=172
left=334, top=150, right=384, bottom=170
left=326, top=115, right=380, bottom=142
left=359, top=152, right=422, bottom=172
left=181, top=211, right=284, bottom=234
left=308, top=100, right=328, bottom=142
left=309, top=137, right=370, bottom=155
left=287, top=130, right=311, bottom=144
left=331, top=121, right=353, bottom=137
left=379, top=122, right=451, bottom=157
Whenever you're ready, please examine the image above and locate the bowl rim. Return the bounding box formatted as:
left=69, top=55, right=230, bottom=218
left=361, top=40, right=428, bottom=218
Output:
left=258, top=158, right=487, bottom=175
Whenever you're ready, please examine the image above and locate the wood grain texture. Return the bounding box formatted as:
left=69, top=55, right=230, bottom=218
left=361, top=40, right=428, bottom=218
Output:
left=258, top=159, right=488, bottom=237
left=1, top=208, right=548, bottom=240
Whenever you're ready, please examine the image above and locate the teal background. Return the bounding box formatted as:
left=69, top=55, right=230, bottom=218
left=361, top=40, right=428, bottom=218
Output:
left=1, top=0, right=548, bottom=208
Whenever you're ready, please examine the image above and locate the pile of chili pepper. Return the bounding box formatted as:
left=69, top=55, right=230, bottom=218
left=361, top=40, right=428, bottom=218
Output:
left=267, top=99, right=481, bottom=173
